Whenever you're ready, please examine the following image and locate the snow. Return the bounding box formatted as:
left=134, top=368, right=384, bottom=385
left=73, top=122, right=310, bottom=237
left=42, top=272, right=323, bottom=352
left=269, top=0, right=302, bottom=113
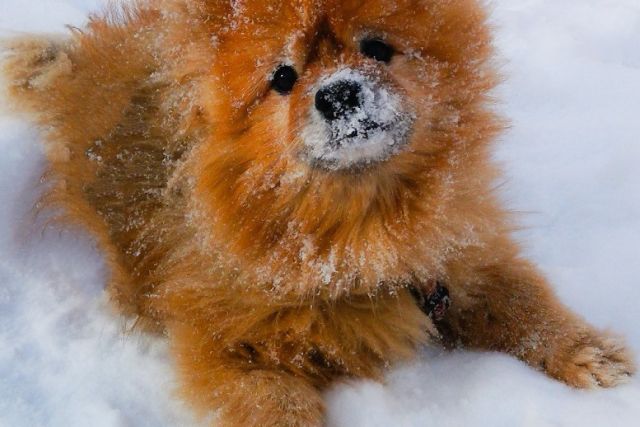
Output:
left=1, top=0, right=639, bottom=426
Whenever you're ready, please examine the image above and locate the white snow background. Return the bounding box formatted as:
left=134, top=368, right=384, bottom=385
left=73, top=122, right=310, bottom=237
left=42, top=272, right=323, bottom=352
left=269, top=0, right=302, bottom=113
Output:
left=1, top=0, right=639, bottom=426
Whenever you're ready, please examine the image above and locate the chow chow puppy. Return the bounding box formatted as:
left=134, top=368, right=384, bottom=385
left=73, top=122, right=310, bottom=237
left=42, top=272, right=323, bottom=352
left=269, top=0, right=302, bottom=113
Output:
left=3, top=0, right=634, bottom=425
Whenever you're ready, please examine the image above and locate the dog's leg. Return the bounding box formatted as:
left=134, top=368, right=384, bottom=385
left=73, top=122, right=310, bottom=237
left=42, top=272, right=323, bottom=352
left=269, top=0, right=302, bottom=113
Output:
left=439, top=238, right=635, bottom=388
left=170, top=323, right=324, bottom=427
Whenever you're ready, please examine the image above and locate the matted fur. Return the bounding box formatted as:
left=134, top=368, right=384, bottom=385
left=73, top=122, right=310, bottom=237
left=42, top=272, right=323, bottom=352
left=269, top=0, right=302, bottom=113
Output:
left=3, top=0, right=634, bottom=425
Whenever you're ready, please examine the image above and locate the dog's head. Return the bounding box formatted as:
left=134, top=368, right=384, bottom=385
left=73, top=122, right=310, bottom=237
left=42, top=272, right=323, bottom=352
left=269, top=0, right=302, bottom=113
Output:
left=170, top=0, right=500, bottom=295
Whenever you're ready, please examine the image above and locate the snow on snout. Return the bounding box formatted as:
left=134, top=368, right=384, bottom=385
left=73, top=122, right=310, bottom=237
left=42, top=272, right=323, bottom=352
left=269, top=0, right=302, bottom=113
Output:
left=300, top=68, right=413, bottom=170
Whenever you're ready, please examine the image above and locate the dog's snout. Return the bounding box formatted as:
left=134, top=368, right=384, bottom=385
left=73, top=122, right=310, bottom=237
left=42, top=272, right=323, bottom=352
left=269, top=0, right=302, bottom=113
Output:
left=315, top=80, right=363, bottom=121
left=304, top=69, right=411, bottom=169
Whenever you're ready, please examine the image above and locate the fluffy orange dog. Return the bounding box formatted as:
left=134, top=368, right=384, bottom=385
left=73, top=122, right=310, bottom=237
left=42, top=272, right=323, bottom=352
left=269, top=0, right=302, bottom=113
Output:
left=3, top=0, right=635, bottom=425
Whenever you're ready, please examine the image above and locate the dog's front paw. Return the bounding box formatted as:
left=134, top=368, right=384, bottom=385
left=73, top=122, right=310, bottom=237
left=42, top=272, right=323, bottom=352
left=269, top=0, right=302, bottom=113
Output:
left=545, top=330, right=635, bottom=388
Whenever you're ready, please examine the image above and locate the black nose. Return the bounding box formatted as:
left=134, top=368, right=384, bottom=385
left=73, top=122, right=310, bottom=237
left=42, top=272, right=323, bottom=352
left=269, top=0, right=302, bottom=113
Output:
left=315, top=80, right=363, bottom=121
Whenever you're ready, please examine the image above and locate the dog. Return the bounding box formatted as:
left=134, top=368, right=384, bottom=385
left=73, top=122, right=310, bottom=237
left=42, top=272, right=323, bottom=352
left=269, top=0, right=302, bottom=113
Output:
left=3, top=0, right=634, bottom=425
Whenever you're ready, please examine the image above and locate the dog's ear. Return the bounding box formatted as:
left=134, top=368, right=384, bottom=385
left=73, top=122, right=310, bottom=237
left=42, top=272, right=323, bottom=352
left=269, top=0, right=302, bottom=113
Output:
left=1, top=36, right=73, bottom=111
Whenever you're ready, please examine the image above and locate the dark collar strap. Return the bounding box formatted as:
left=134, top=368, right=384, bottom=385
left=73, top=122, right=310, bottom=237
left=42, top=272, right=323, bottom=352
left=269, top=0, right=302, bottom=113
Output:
left=410, top=282, right=451, bottom=321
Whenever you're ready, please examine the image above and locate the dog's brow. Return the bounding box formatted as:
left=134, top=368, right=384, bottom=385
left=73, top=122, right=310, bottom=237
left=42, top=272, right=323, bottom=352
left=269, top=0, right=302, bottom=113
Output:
left=305, top=18, right=343, bottom=65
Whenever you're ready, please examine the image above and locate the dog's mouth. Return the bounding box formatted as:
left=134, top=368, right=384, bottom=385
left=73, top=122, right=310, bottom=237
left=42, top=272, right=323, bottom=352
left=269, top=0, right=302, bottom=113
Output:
left=331, top=119, right=385, bottom=145
left=302, top=114, right=411, bottom=171
left=300, top=69, right=413, bottom=171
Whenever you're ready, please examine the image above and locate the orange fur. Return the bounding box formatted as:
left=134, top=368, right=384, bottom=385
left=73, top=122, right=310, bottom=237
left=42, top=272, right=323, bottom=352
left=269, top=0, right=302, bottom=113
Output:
left=2, top=0, right=634, bottom=425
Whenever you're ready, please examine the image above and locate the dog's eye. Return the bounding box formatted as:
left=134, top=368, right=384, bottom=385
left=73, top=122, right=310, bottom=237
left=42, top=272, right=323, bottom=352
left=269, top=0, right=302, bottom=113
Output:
left=360, top=38, right=395, bottom=63
left=271, top=65, right=298, bottom=95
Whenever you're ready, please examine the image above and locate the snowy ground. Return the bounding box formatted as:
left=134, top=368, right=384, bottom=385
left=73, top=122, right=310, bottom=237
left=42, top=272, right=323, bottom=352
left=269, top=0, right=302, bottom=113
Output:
left=1, top=0, right=639, bottom=426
